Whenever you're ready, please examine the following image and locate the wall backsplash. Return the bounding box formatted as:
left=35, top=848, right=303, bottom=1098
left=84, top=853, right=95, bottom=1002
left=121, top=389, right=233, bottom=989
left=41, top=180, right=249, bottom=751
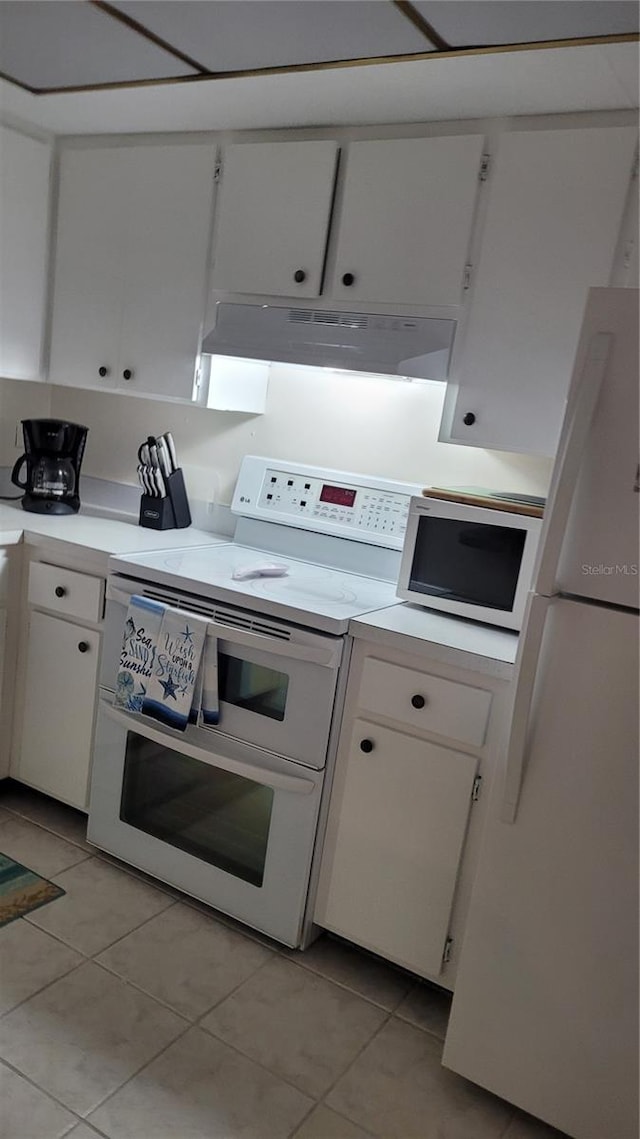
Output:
left=2, top=368, right=552, bottom=508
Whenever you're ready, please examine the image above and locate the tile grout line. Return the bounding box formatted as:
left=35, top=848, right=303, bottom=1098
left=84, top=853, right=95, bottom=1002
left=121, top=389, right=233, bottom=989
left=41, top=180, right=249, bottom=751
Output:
left=0, top=1053, right=106, bottom=1135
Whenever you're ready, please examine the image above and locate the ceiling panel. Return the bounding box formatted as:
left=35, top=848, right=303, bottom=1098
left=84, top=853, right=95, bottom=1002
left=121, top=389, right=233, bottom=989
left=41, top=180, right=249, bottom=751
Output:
left=415, top=1, right=639, bottom=48
left=111, top=0, right=434, bottom=73
left=0, top=1, right=198, bottom=90
left=1, top=42, right=635, bottom=137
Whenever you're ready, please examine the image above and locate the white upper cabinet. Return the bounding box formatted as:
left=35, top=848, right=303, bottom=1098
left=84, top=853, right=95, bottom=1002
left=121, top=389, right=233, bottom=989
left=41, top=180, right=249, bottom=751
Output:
left=210, top=140, right=340, bottom=298
left=210, top=135, right=485, bottom=309
left=441, top=126, right=637, bottom=456
left=331, top=135, right=485, bottom=306
left=0, top=126, right=51, bottom=381
left=49, top=142, right=216, bottom=401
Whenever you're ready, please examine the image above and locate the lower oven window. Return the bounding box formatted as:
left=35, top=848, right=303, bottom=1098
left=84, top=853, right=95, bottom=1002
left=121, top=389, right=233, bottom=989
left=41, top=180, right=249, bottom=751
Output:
left=218, top=653, right=289, bottom=722
left=119, top=733, right=274, bottom=887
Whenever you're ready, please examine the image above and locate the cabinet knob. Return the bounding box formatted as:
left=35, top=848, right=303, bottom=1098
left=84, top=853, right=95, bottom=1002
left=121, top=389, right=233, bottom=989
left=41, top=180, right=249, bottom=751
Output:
left=462, top=412, right=476, bottom=426
left=293, top=269, right=306, bottom=284
left=54, top=586, right=67, bottom=598
left=411, top=693, right=426, bottom=710
left=359, top=738, right=375, bottom=753
left=98, top=366, right=109, bottom=378
left=341, top=272, right=355, bottom=287
left=77, top=641, right=90, bottom=654
left=122, top=368, right=133, bottom=381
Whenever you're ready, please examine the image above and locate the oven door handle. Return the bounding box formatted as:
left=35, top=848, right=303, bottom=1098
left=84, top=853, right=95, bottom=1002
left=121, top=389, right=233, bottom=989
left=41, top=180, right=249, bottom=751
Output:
left=106, top=585, right=341, bottom=668
left=100, top=700, right=317, bottom=796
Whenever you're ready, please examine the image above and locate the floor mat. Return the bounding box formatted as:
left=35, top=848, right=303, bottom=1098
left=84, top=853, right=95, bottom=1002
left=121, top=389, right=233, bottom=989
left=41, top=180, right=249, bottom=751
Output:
left=0, top=852, right=65, bottom=927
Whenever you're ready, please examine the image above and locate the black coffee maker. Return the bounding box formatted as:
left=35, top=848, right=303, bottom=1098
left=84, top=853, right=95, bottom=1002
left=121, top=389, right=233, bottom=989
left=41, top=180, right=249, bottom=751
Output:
left=11, top=419, right=88, bottom=515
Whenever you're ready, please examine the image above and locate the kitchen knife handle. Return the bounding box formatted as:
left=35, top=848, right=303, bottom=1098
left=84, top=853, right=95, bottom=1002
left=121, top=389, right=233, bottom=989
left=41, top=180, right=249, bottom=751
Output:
left=163, top=432, right=178, bottom=471
left=156, top=437, right=172, bottom=478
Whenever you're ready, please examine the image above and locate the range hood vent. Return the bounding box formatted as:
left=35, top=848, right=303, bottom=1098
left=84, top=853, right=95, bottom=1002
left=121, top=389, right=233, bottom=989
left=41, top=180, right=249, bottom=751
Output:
left=201, top=302, right=456, bottom=381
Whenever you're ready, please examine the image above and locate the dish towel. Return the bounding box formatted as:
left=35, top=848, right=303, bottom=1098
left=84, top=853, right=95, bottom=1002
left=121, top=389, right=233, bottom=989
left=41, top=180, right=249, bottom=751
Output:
left=199, top=633, right=220, bottom=726
left=143, top=608, right=208, bottom=730
left=115, top=595, right=165, bottom=713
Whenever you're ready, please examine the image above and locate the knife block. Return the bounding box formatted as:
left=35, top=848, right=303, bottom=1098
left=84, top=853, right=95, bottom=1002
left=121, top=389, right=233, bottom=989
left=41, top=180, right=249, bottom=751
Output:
left=139, top=468, right=192, bottom=530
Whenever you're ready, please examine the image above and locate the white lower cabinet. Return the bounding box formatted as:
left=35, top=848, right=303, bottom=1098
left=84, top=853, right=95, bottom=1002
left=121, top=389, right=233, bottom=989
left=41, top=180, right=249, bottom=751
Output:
left=12, top=555, right=105, bottom=811
left=17, top=611, right=101, bottom=810
left=316, top=640, right=506, bottom=983
left=318, top=718, right=477, bottom=978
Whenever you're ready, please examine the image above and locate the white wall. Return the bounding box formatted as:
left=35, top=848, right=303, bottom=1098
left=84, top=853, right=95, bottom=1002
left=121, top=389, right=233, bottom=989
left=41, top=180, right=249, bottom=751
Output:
left=21, top=365, right=557, bottom=505
left=0, top=378, right=50, bottom=462
left=1, top=368, right=552, bottom=506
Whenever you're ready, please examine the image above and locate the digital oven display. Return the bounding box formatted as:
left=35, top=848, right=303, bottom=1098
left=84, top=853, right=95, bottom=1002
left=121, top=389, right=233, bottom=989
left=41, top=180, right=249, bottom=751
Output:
left=319, top=485, right=357, bottom=508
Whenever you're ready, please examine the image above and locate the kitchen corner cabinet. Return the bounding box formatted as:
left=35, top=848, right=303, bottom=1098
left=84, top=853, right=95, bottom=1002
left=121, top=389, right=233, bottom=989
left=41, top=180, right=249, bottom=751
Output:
left=11, top=556, right=105, bottom=810
left=441, top=125, right=637, bottom=456
left=210, top=134, right=484, bottom=307
left=48, top=142, right=216, bottom=401
left=315, top=640, right=507, bottom=985
left=0, top=126, right=51, bottom=382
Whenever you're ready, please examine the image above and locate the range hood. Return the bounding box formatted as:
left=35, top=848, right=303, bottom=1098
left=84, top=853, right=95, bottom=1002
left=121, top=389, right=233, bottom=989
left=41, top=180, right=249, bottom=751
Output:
left=201, top=303, right=456, bottom=381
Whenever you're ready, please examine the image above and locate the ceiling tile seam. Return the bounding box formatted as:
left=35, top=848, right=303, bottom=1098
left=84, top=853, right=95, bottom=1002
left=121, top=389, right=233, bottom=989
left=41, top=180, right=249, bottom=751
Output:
left=90, top=0, right=210, bottom=73
left=392, top=0, right=451, bottom=51
left=7, top=32, right=639, bottom=98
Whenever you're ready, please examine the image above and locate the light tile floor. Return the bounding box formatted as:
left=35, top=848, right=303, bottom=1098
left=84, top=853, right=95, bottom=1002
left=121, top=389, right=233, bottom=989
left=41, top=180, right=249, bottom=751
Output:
left=0, top=783, right=569, bottom=1139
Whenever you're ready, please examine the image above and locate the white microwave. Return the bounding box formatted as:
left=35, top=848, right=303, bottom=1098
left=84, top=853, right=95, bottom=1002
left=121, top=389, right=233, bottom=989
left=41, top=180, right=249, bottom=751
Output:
left=397, top=495, right=543, bottom=630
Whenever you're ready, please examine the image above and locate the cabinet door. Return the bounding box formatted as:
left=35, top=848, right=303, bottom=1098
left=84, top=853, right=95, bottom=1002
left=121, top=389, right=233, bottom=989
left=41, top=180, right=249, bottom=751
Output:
left=49, top=143, right=215, bottom=400
left=116, top=143, right=216, bottom=399
left=317, top=719, right=478, bottom=978
left=442, top=126, right=637, bottom=456
left=0, top=126, right=51, bottom=381
left=210, top=141, right=339, bottom=298
left=0, top=606, right=6, bottom=778
left=49, top=147, right=126, bottom=390
left=17, top=611, right=100, bottom=810
left=332, top=135, right=485, bottom=306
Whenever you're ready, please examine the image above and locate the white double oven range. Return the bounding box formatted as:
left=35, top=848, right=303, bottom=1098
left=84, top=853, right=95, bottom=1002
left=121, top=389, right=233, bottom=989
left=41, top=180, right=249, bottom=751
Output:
left=88, top=457, right=419, bottom=947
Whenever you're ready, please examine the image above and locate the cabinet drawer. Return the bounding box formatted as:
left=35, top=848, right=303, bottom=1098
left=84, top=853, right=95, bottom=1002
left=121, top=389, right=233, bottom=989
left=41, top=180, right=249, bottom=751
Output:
left=28, top=562, right=104, bottom=623
left=359, top=657, right=492, bottom=747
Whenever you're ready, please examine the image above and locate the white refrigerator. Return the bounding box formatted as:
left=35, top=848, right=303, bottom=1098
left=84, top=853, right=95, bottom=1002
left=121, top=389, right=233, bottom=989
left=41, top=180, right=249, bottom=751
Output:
left=442, top=287, right=639, bottom=1139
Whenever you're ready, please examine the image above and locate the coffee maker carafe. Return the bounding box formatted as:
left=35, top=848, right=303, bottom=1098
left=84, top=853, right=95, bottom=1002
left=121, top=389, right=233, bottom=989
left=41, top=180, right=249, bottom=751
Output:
left=11, top=419, right=88, bottom=515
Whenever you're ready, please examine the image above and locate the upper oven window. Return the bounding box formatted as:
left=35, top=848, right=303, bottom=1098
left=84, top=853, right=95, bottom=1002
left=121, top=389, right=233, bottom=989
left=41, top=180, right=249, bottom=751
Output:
left=218, top=653, right=289, bottom=722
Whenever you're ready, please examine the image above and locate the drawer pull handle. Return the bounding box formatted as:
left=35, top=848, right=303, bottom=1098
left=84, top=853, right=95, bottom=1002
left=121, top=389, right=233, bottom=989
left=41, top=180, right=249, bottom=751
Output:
left=77, top=641, right=90, bottom=654
left=359, top=738, right=374, bottom=753
left=411, top=693, right=426, bottom=709
left=293, top=269, right=307, bottom=284
left=54, top=586, right=67, bottom=598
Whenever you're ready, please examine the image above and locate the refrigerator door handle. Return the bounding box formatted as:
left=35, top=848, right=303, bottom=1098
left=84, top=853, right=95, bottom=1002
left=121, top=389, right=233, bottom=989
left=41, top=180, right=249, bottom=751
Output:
left=501, top=592, right=552, bottom=824
left=533, top=332, right=612, bottom=597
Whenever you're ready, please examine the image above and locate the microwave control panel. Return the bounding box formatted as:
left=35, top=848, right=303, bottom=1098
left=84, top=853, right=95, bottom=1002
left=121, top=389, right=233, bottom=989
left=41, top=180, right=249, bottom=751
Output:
left=233, top=456, right=422, bottom=549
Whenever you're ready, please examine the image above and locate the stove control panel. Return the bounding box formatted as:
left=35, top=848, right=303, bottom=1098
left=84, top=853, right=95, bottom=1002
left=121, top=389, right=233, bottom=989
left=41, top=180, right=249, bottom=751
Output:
left=233, top=457, right=422, bottom=549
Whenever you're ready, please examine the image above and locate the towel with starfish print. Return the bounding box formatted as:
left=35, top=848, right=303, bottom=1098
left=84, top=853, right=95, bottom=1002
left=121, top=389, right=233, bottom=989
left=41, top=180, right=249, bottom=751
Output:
left=142, top=608, right=208, bottom=730
left=115, top=595, right=165, bottom=713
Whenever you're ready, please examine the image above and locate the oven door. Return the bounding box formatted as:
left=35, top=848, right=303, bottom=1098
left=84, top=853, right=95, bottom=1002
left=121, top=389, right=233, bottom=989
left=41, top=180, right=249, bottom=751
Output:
left=102, top=581, right=343, bottom=769
left=88, top=696, right=323, bottom=946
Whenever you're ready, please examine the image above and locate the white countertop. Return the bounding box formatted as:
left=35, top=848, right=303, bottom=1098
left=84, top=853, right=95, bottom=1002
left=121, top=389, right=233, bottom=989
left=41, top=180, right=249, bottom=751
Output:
left=349, top=602, right=519, bottom=679
left=0, top=503, right=221, bottom=556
